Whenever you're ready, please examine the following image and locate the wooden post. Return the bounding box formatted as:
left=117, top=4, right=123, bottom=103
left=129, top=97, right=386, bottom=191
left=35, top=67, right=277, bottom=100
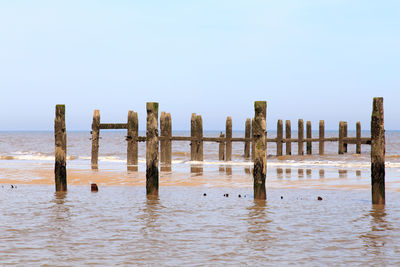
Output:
left=244, top=118, right=251, bottom=159
left=226, top=117, right=232, bottom=161
left=298, top=119, right=304, bottom=155
left=251, top=118, right=255, bottom=161
left=344, top=121, right=348, bottom=153
left=54, top=105, right=67, bottom=191
left=196, top=115, right=203, bottom=161
left=91, top=110, right=100, bottom=170
left=219, top=133, right=225, bottom=161
left=306, top=121, right=312, bottom=155
left=253, top=101, right=267, bottom=200
left=285, top=120, right=291, bottom=155
left=190, top=113, right=197, bottom=161
left=160, top=112, right=172, bottom=171
left=277, top=120, right=283, bottom=156
left=319, top=120, right=325, bottom=155
left=371, top=97, right=385, bottom=205
left=356, top=121, right=361, bottom=154
left=338, top=121, right=344, bottom=154
left=146, top=102, right=159, bottom=196
left=127, top=110, right=138, bottom=171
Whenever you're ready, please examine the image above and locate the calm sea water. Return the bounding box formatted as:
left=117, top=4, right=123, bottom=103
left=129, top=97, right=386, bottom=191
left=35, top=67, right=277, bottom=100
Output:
left=0, top=131, right=400, bottom=265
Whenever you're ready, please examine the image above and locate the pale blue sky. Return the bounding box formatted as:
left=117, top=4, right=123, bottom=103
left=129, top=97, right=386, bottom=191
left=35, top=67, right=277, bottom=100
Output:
left=0, top=1, right=399, bottom=131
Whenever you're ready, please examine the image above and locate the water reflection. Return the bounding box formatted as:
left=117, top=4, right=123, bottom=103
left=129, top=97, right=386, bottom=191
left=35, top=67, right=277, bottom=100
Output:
left=298, top=169, right=304, bottom=179
left=140, top=196, right=161, bottom=239
left=306, top=169, right=312, bottom=178
left=356, top=170, right=361, bottom=177
left=319, top=169, right=325, bottom=179
left=277, top=168, right=283, bottom=179
left=285, top=168, right=291, bottom=179
left=246, top=200, right=273, bottom=251
left=361, top=205, right=390, bottom=261
left=339, top=169, right=347, bottom=178
left=128, top=165, right=138, bottom=172
left=226, top=166, right=232, bottom=176
left=244, top=167, right=251, bottom=175
left=190, top=165, right=203, bottom=174
left=160, top=164, right=171, bottom=172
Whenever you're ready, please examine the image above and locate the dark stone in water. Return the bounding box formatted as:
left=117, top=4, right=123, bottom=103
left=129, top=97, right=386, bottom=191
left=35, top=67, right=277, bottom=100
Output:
left=203, top=193, right=207, bottom=196
left=11, top=185, right=14, bottom=189
left=281, top=196, right=283, bottom=199
left=238, top=194, right=241, bottom=198
left=318, top=196, right=323, bottom=201
left=223, top=194, right=229, bottom=197
left=91, top=183, right=99, bottom=192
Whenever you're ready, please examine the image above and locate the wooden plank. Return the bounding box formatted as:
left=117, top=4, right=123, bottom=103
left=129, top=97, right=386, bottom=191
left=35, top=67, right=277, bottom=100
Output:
left=219, top=133, right=225, bottom=161
left=146, top=102, right=159, bottom=196
left=338, top=121, right=344, bottom=154
left=99, top=123, right=127, bottom=129
left=286, top=120, right=291, bottom=155
left=277, top=120, right=283, bottom=156
left=251, top=118, right=255, bottom=161
left=226, top=116, right=232, bottom=161
left=127, top=110, right=138, bottom=171
left=160, top=112, right=172, bottom=170
left=244, top=118, right=251, bottom=159
left=298, top=119, right=304, bottom=155
left=371, top=97, right=385, bottom=204
left=91, top=110, right=100, bottom=169
left=253, top=101, right=267, bottom=200
left=344, top=121, right=348, bottom=153
left=356, top=121, right=361, bottom=154
left=319, top=120, right=325, bottom=155
left=306, top=121, right=312, bottom=155
left=54, top=104, right=67, bottom=191
left=190, top=113, right=197, bottom=161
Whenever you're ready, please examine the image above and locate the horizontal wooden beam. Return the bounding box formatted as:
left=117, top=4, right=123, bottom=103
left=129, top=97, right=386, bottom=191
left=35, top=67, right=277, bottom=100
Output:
left=99, top=123, right=127, bottom=129
left=135, top=135, right=371, bottom=145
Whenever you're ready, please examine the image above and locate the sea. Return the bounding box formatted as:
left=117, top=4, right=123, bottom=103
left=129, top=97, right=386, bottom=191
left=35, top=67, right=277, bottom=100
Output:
left=0, top=130, right=399, bottom=266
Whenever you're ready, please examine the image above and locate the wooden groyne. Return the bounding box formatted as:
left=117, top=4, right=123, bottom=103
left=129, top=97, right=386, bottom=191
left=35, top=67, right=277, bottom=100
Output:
left=54, top=98, right=385, bottom=204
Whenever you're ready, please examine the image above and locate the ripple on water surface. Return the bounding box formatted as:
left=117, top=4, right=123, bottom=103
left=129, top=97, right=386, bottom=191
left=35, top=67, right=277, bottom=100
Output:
left=0, top=185, right=400, bottom=266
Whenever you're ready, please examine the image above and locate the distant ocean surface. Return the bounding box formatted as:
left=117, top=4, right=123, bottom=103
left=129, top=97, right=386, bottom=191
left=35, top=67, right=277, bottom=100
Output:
left=1, top=130, right=400, bottom=266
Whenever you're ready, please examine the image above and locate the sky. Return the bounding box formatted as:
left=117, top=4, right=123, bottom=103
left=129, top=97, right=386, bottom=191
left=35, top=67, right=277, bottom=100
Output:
left=0, top=1, right=399, bottom=131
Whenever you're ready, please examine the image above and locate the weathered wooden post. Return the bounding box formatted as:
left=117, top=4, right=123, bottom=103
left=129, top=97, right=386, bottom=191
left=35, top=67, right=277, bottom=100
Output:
left=196, top=115, right=203, bottom=161
left=219, top=132, right=225, bottom=161
left=356, top=121, right=361, bottom=154
left=338, top=121, right=345, bottom=154
left=190, top=113, right=197, bottom=161
left=127, top=110, right=138, bottom=171
left=146, top=102, right=159, bottom=196
left=244, top=118, right=251, bottom=159
left=371, top=97, right=385, bottom=204
left=344, top=121, right=348, bottom=153
left=319, top=120, right=325, bottom=155
left=226, top=117, right=232, bottom=161
left=298, top=119, right=304, bottom=155
left=277, top=120, right=283, bottom=156
left=306, top=121, right=312, bottom=155
left=253, top=101, right=267, bottom=199
left=160, top=112, right=172, bottom=171
left=91, top=110, right=100, bottom=170
left=286, top=120, right=291, bottom=155
left=251, top=118, right=255, bottom=161
left=55, top=105, right=67, bottom=191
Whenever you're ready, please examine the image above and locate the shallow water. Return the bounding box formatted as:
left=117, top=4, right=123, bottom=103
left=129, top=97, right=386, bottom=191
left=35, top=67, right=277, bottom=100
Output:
left=0, top=186, right=399, bottom=266
left=1, top=131, right=399, bottom=265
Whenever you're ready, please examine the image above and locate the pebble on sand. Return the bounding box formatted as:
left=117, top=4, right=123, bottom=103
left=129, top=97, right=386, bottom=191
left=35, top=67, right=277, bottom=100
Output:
left=91, top=183, right=99, bottom=192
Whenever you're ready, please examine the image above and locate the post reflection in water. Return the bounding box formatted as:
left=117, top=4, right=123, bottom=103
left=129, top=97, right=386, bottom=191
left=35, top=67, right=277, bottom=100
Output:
left=319, top=169, right=325, bottom=179
left=277, top=168, right=283, bottom=179
left=356, top=170, right=362, bottom=177
left=361, top=205, right=391, bottom=263
left=190, top=164, right=203, bottom=175
left=244, top=167, right=251, bottom=175
left=285, top=168, right=291, bottom=179
left=219, top=166, right=225, bottom=173
left=339, top=169, right=347, bottom=178
left=298, top=168, right=304, bottom=179
left=246, top=199, right=273, bottom=253
left=225, top=166, right=232, bottom=176
left=306, top=169, right=312, bottom=178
